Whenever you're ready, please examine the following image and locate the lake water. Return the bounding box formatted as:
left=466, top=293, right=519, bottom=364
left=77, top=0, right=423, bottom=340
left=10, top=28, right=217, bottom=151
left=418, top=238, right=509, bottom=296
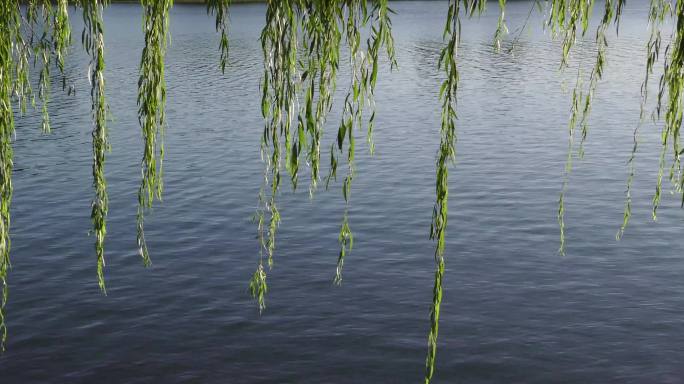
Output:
left=2, top=1, right=684, bottom=383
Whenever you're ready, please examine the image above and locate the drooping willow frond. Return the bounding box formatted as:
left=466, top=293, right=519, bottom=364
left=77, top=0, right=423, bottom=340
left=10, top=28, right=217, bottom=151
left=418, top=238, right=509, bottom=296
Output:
left=425, top=1, right=485, bottom=382
left=654, top=0, right=684, bottom=218
left=19, top=0, right=70, bottom=134
left=54, top=0, right=71, bottom=81
left=556, top=0, right=624, bottom=254
left=651, top=0, right=677, bottom=220
left=206, top=0, right=231, bottom=74
left=28, top=1, right=56, bottom=133
left=329, top=0, right=366, bottom=285
left=554, top=0, right=594, bottom=255
left=300, top=0, right=342, bottom=194
left=645, top=0, right=672, bottom=122
left=426, top=1, right=460, bottom=380
left=18, top=0, right=71, bottom=134
left=0, top=0, right=71, bottom=349
left=493, top=0, right=508, bottom=51
left=252, top=0, right=299, bottom=311
left=0, top=0, right=20, bottom=352
left=365, top=0, right=397, bottom=153
left=507, top=1, right=542, bottom=54
left=12, top=22, right=31, bottom=119
left=619, top=0, right=666, bottom=238
left=137, top=0, right=173, bottom=267
left=558, top=66, right=582, bottom=255
left=577, top=0, right=624, bottom=157
left=80, top=0, right=109, bottom=292
left=330, top=0, right=397, bottom=285
left=547, top=0, right=594, bottom=68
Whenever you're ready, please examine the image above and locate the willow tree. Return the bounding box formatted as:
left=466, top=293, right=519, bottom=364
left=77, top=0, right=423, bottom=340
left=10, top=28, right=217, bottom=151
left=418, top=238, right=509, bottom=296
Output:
left=1, top=0, right=684, bottom=382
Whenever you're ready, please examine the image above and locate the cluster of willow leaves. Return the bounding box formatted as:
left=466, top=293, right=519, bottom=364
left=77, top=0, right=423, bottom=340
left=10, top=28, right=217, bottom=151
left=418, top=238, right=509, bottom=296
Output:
left=1, top=0, right=684, bottom=382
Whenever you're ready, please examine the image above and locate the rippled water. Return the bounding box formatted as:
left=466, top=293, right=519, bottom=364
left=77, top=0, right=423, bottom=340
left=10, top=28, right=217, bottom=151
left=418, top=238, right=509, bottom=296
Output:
left=3, top=2, right=684, bottom=383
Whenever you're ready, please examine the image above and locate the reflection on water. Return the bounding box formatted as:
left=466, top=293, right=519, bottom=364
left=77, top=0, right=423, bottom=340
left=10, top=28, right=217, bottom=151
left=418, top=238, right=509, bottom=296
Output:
left=2, top=2, right=684, bottom=383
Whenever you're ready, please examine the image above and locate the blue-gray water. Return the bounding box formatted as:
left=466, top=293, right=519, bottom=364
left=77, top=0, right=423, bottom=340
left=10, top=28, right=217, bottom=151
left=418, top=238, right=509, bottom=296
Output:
left=3, top=2, right=684, bottom=383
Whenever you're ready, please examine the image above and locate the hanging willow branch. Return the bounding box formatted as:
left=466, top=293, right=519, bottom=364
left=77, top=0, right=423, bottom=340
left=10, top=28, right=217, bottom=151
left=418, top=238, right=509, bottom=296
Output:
left=365, top=0, right=397, bottom=151
left=206, top=0, right=231, bottom=73
left=547, top=0, right=594, bottom=68
left=137, top=0, right=173, bottom=266
left=54, top=0, right=71, bottom=85
left=555, top=0, right=625, bottom=254
left=619, top=0, right=671, bottom=236
left=300, top=0, right=342, bottom=195
left=0, top=0, right=20, bottom=352
left=653, top=0, right=684, bottom=217
left=251, top=0, right=397, bottom=302
left=553, top=0, right=594, bottom=255
left=329, top=0, right=397, bottom=285
left=20, top=0, right=71, bottom=134
left=577, top=0, right=624, bottom=158
left=29, top=1, right=55, bottom=133
left=425, top=1, right=484, bottom=382
left=12, top=15, right=32, bottom=119
left=0, top=0, right=74, bottom=349
left=328, top=0, right=366, bottom=285
left=251, top=0, right=299, bottom=312
left=81, top=0, right=108, bottom=292
left=493, top=0, right=508, bottom=51
left=425, top=2, right=459, bottom=380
